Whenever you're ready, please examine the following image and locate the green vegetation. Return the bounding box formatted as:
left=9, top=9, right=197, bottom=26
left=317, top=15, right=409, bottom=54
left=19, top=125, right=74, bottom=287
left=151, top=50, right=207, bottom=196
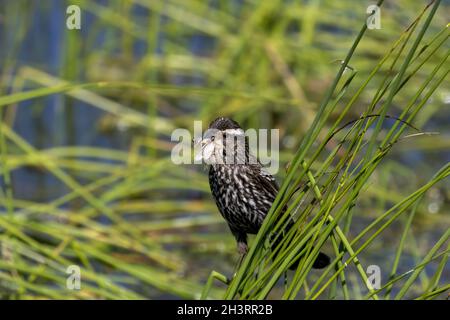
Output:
left=0, top=0, right=448, bottom=299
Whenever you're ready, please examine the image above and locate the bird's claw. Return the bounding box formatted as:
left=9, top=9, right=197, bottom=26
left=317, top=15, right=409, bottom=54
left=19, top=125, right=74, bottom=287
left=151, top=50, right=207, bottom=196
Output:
left=237, top=242, right=248, bottom=255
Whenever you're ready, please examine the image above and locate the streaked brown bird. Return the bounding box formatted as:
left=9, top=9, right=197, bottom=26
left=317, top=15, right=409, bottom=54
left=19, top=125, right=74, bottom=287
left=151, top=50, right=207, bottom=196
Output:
left=195, top=117, right=330, bottom=269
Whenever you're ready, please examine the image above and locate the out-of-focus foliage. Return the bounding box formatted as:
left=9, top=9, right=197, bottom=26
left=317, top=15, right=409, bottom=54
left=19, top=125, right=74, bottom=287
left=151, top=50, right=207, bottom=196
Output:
left=0, top=0, right=448, bottom=299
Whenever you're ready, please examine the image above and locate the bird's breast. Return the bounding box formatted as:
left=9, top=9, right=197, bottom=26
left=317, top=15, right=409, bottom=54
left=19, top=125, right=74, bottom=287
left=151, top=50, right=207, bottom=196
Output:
left=208, top=165, right=274, bottom=233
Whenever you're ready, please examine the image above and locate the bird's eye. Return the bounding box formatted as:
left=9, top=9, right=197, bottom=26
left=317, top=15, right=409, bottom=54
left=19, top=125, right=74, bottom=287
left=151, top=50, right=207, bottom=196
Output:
left=211, top=136, right=215, bottom=141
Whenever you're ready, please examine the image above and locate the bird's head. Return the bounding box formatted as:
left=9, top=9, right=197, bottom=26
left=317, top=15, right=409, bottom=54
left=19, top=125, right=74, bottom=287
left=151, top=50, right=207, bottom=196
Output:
left=194, top=117, right=249, bottom=165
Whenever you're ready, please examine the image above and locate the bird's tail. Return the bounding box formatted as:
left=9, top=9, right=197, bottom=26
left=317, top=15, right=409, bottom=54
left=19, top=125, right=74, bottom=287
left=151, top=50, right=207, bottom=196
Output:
left=271, top=220, right=330, bottom=270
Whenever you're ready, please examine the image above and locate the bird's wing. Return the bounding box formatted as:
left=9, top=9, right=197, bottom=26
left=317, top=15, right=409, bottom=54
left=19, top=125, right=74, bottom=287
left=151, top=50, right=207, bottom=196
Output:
left=257, top=167, right=279, bottom=196
left=257, top=167, right=292, bottom=217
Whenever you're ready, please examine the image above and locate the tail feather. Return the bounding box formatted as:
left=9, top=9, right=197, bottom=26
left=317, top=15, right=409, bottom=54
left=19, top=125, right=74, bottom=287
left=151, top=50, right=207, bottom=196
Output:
left=311, top=251, right=331, bottom=269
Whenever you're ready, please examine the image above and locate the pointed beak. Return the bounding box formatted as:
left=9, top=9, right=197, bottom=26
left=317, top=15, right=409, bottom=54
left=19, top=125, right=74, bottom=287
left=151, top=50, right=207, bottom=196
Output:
left=194, top=138, right=212, bottom=162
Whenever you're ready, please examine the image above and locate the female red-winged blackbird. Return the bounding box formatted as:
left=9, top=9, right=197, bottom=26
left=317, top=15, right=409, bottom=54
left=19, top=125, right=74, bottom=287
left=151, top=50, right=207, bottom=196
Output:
left=195, top=117, right=330, bottom=269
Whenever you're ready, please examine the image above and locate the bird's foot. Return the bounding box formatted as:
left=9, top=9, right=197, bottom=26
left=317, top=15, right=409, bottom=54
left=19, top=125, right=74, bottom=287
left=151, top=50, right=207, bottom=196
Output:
left=232, top=242, right=248, bottom=276
left=237, top=242, right=248, bottom=255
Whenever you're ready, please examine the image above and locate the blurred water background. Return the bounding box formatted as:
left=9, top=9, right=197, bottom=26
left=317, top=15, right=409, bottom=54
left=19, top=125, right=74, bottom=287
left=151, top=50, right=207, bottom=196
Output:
left=0, top=0, right=448, bottom=299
